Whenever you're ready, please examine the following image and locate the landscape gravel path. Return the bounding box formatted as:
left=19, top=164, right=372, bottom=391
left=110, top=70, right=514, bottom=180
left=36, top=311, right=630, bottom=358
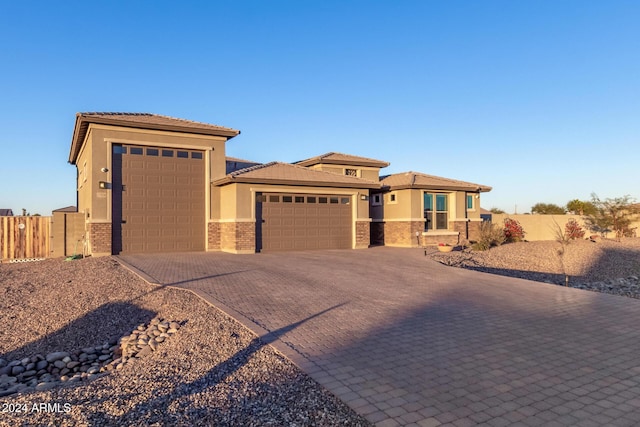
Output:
left=0, top=257, right=371, bottom=427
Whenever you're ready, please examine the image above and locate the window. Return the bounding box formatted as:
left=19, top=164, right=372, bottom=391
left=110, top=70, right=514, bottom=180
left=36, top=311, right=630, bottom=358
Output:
left=371, top=194, right=382, bottom=206
left=424, top=193, right=448, bottom=230
left=130, top=147, right=143, bottom=155
left=340, top=197, right=350, bottom=204
left=162, top=150, right=173, bottom=157
left=177, top=151, right=189, bottom=158
left=467, top=194, right=475, bottom=210
left=191, top=152, right=203, bottom=159
left=345, top=168, right=358, bottom=177
left=307, top=196, right=316, bottom=203
left=295, top=196, right=305, bottom=203
left=330, top=197, right=339, bottom=204
left=269, top=195, right=279, bottom=202
left=388, top=192, right=398, bottom=204
left=319, top=197, right=328, bottom=204
left=83, top=161, right=87, bottom=183
left=113, top=145, right=127, bottom=154
left=146, top=148, right=159, bottom=156
left=282, top=196, right=293, bottom=203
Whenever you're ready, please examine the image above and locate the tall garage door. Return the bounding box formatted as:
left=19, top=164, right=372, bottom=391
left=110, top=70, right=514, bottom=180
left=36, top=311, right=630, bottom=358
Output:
left=112, top=144, right=205, bottom=254
left=257, top=193, right=352, bottom=251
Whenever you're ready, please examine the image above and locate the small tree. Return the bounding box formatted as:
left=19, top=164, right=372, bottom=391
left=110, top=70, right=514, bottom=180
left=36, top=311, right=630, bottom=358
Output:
left=564, top=219, right=585, bottom=240
left=531, top=203, right=567, bottom=215
left=503, top=218, right=525, bottom=242
left=566, top=199, right=597, bottom=216
left=489, top=207, right=505, bottom=214
left=584, top=194, right=640, bottom=240
left=551, top=218, right=572, bottom=286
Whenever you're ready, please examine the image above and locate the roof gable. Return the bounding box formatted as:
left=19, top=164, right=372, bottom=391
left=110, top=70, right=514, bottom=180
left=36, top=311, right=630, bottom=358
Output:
left=381, top=171, right=492, bottom=192
left=69, top=112, right=240, bottom=164
left=295, top=152, right=390, bottom=168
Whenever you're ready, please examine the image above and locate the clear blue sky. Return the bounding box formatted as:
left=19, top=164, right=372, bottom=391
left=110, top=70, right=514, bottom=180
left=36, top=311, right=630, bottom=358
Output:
left=1, top=1, right=638, bottom=215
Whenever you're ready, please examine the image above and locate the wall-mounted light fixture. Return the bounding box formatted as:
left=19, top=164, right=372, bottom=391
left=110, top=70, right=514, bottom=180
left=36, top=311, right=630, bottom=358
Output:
left=360, top=195, right=369, bottom=201
left=98, top=181, right=112, bottom=189
left=101, top=167, right=109, bottom=173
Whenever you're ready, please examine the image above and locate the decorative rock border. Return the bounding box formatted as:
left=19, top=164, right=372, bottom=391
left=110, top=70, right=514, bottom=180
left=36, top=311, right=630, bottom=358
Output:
left=571, top=276, right=640, bottom=299
left=0, top=317, right=180, bottom=397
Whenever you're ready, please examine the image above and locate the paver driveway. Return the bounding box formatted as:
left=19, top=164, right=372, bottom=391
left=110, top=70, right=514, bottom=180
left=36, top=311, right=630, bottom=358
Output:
left=119, top=247, right=640, bottom=426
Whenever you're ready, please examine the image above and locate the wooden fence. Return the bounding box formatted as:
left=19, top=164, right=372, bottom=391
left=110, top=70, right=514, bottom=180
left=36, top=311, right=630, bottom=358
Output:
left=0, top=216, right=51, bottom=260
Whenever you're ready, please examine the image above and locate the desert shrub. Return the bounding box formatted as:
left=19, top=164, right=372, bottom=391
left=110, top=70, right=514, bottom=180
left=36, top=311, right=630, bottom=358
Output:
left=564, top=219, right=585, bottom=240
left=472, top=221, right=505, bottom=251
left=503, top=218, right=525, bottom=243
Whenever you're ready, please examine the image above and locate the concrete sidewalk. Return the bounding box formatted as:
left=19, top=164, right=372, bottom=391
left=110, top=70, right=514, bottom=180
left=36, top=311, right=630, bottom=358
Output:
left=119, top=247, right=640, bottom=426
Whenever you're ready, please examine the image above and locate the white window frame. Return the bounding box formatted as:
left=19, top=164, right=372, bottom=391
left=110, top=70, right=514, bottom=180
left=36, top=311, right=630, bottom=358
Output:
left=371, top=194, right=382, bottom=206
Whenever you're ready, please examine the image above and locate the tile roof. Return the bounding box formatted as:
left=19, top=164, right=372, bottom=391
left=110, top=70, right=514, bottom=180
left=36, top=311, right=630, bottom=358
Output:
left=214, top=162, right=381, bottom=189
left=52, top=206, right=78, bottom=213
left=79, top=112, right=239, bottom=134
left=226, top=156, right=260, bottom=164
left=381, top=171, right=492, bottom=192
left=295, top=152, right=390, bottom=168
left=70, top=112, right=240, bottom=164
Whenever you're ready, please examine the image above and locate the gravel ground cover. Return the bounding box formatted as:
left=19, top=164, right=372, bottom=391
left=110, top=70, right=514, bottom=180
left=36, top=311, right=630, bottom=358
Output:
left=0, top=257, right=372, bottom=427
left=428, top=237, right=640, bottom=296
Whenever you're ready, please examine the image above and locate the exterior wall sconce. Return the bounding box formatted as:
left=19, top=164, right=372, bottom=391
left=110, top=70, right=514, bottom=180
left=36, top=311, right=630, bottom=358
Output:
left=99, top=181, right=112, bottom=189
left=360, top=195, right=369, bottom=201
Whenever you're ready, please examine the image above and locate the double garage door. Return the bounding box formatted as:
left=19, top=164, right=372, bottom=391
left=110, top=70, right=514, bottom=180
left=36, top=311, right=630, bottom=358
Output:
left=112, top=144, right=205, bottom=254
left=258, top=193, right=353, bottom=251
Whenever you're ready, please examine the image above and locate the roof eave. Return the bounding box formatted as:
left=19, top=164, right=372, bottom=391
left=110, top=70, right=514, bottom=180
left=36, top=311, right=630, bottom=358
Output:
left=296, top=158, right=389, bottom=168
left=386, top=184, right=492, bottom=192
left=82, top=116, right=241, bottom=138
left=69, top=115, right=241, bottom=164
left=213, top=176, right=381, bottom=189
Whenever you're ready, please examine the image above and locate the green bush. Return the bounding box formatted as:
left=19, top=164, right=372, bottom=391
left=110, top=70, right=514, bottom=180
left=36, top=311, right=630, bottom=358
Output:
left=472, top=221, right=506, bottom=251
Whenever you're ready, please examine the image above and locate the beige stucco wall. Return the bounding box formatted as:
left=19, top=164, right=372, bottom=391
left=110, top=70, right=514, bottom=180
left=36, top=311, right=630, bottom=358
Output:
left=219, top=183, right=371, bottom=221
left=375, top=190, right=484, bottom=238
left=382, top=189, right=414, bottom=219
left=489, top=214, right=636, bottom=241
left=307, top=164, right=381, bottom=181
left=215, top=182, right=371, bottom=249
left=78, top=124, right=227, bottom=224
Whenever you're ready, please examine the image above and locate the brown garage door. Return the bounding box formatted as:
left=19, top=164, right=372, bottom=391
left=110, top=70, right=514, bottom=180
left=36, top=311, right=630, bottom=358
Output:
left=258, top=193, right=352, bottom=251
left=112, top=144, right=205, bottom=254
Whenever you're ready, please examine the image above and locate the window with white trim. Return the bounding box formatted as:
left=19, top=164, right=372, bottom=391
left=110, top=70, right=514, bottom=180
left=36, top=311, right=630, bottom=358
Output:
left=371, top=194, right=382, bottom=206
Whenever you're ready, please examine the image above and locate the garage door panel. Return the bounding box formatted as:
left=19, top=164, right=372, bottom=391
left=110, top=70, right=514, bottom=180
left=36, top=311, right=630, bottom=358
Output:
left=261, top=192, right=352, bottom=252
left=114, top=145, right=205, bottom=254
